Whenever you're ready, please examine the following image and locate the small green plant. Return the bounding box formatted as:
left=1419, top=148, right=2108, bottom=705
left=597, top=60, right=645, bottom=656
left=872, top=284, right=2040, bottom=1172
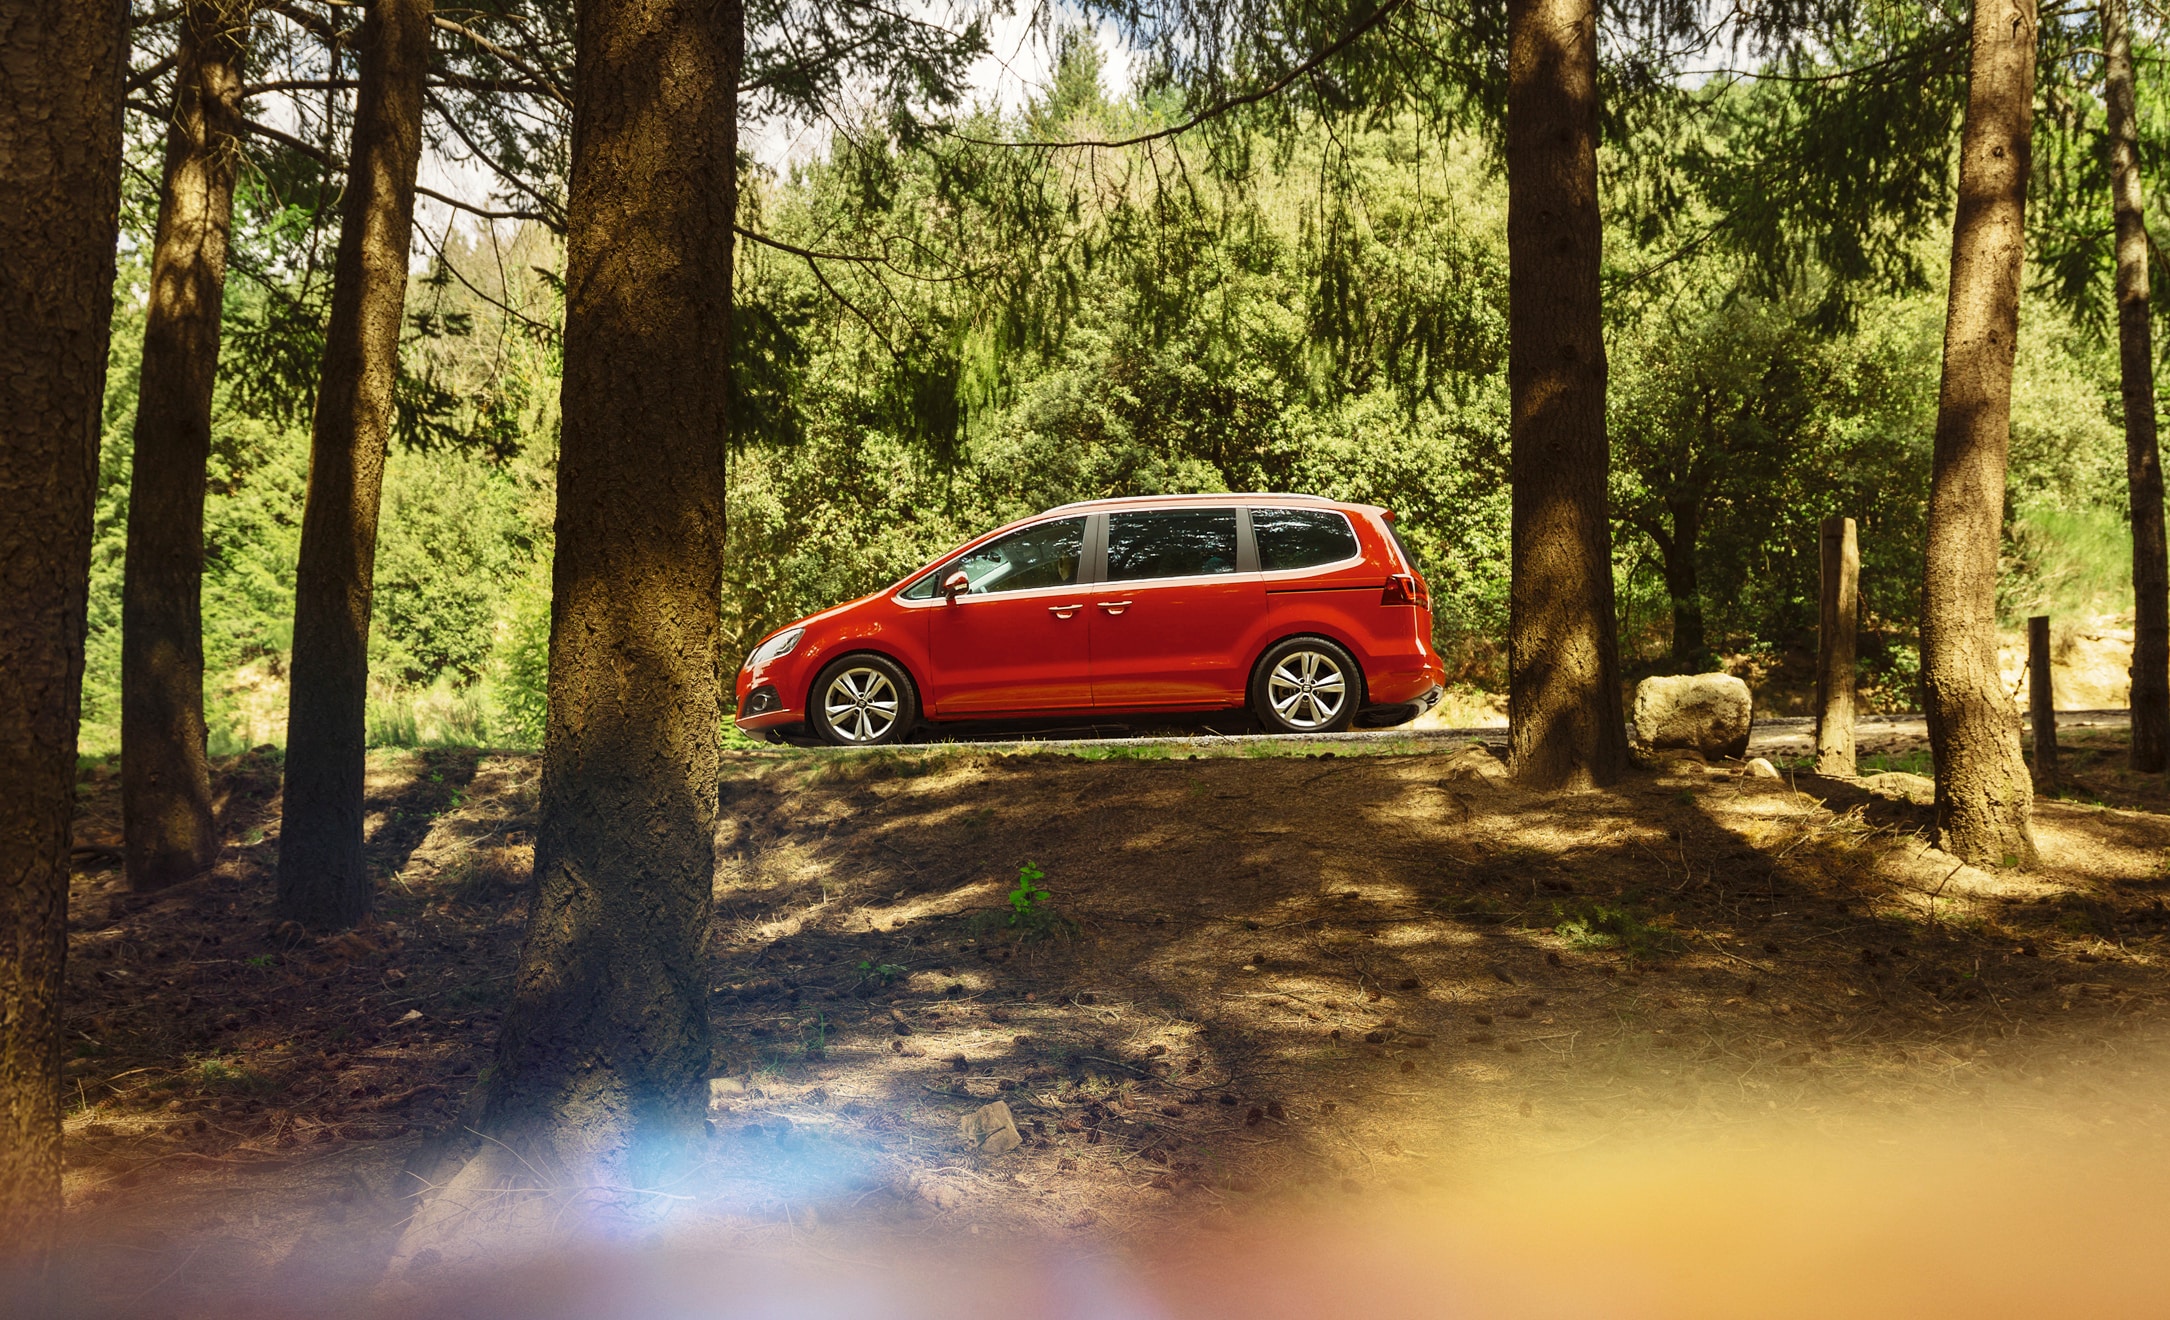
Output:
left=969, top=861, right=1075, bottom=940
left=1008, top=862, right=1050, bottom=925
left=1860, top=748, right=1934, bottom=777
left=245, top=953, right=275, bottom=970
left=190, top=1055, right=280, bottom=1096
left=856, top=958, right=907, bottom=986
left=1553, top=901, right=1681, bottom=960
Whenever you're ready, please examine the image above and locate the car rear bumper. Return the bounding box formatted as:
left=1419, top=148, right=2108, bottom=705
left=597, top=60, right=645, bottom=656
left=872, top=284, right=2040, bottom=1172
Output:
left=1364, top=653, right=1447, bottom=706
left=1357, top=683, right=1442, bottom=729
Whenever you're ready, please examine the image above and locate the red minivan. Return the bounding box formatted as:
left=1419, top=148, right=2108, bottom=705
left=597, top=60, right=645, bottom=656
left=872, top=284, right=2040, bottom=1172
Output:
left=734, top=493, right=1446, bottom=745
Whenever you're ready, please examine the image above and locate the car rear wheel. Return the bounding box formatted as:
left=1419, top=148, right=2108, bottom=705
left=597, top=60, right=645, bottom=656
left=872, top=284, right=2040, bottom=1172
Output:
left=810, top=654, right=919, bottom=746
left=1251, top=636, right=1360, bottom=735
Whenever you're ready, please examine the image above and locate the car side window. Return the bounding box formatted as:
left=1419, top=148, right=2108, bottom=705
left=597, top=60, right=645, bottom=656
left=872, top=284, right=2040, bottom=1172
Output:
left=1106, top=508, right=1239, bottom=581
left=1250, top=507, right=1360, bottom=571
left=950, top=517, right=1086, bottom=595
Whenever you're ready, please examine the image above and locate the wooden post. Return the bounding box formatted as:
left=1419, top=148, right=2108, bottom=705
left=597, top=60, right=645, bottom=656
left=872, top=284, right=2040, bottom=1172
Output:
left=1815, top=516, right=1859, bottom=775
left=2030, top=614, right=2058, bottom=783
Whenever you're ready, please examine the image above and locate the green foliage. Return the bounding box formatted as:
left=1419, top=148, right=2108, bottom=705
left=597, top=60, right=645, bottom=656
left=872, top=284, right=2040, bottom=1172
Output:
left=490, top=558, right=554, bottom=750
left=365, top=679, right=494, bottom=749
left=85, top=196, right=562, bottom=755
left=1606, top=262, right=1945, bottom=680
left=1861, top=748, right=1934, bottom=777
left=370, top=453, right=526, bottom=686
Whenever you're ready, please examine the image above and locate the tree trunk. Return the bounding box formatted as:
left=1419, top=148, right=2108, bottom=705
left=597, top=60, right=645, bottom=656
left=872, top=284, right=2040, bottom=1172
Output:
left=2029, top=613, right=2058, bottom=782
left=1815, top=515, right=1859, bottom=776
left=0, top=0, right=127, bottom=1251
left=1921, top=0, right=2038, bottom=865
left=122, top=0, right=250, bottom=892
left=1662, top=496, right=1705, bottom=669
left=2103, top=0, right=2169, bottom=773
left=1505, top=0, right=1627, bottom=789
left=474, top=0, right=741, bottom=1187
left=275, top=0, right=432, bottom=930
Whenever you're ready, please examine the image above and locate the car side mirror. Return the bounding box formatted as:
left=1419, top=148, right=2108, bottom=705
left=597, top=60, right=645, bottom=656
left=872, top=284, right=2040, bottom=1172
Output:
left=942, top=570, right=970, bottom=601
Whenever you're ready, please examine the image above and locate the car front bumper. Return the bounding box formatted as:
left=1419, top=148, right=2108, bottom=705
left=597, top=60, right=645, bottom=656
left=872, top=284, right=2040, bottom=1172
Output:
left=734, top=664, right=807, bottom=733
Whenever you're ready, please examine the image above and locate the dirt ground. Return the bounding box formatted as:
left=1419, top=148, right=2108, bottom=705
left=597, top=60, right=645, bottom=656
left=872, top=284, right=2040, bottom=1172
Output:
left=40, top=724, right=2170, bottom=1313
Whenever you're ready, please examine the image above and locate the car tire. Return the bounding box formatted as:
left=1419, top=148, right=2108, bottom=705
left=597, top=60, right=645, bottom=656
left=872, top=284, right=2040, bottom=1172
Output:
left=809, top=654, right=920, bottom=747
left=1250, top=636, right=1361, bottom=735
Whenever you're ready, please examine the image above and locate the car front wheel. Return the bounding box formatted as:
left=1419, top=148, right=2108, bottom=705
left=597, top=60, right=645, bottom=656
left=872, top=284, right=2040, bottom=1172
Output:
left=1250, top=636, right=1360, bottom=734
left=809, top=654, right=919, bottom=746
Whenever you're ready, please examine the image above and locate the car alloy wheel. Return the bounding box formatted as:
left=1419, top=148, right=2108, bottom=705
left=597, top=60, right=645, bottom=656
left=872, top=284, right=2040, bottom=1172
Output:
left=821, top=665, right=901, bottom=743
left=1266, top=647, right=1349, bottom=731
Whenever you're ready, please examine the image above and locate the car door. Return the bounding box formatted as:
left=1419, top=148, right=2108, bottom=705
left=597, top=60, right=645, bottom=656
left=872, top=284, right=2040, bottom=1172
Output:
left=923, top=515, right=1094, bottom=716
left=1088, top=506, right=1264, bottom=709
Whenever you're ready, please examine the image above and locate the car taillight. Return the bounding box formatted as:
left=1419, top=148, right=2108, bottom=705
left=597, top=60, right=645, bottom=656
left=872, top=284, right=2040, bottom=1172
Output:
left=1383, top=573, right=1423, bottom=606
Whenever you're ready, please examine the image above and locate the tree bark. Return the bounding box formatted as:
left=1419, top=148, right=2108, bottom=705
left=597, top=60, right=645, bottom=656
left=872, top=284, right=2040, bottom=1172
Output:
left=1921, top=0, right=2038, bottom=866
left=1505, top=0, right=1627, bottom=789
left=1815, top=516, right=1859, bottom=776
left=1662, top=496, right=1705, bottom=669
left=276, top=0, right=432, bottom=929
left=2103, top=0, right=2168, bottom=773
left=475, top=0, right=740, bottom=1187
left=0, top=0, right=127, bottom=1251
left=122, top=0, right=251, bottom=892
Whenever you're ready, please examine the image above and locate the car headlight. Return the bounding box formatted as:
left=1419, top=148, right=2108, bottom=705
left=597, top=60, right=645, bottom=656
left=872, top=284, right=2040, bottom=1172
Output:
left=745, top=627, right=804, bottom=670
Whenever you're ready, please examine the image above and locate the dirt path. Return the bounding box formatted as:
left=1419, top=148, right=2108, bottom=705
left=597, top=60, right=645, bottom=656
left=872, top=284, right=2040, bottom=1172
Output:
left=909, top=707, right=2130, bottom=761
left=43, top=731, right=2170, bottom=1313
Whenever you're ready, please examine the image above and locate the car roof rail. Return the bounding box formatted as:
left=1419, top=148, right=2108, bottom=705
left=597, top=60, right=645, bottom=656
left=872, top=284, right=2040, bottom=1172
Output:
left=1041, top=491, right=1341, bottom=514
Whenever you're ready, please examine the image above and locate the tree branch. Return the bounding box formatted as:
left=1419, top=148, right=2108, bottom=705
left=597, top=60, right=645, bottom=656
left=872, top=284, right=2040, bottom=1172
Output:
left=939, top=0, right=1412, bottom=151
left=127, top=52, right=180, bottom=95
left=431, top=14, right=572, bottom=111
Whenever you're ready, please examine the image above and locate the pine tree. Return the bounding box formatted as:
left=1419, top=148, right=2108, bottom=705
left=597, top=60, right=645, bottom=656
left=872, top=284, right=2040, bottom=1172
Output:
left=471, top=0, right=742, bottom=1182
left=122, top=0, right=253, bottom=892
left=1921, top=0, right=2039, bottom=865
left=2101, top=0, right=2168, bottom=773
left=0, top=0, right=128, bottom=1250
left=276, top=0, right=434, bottom=929
left=1504, top=0, right=1627, bottom=788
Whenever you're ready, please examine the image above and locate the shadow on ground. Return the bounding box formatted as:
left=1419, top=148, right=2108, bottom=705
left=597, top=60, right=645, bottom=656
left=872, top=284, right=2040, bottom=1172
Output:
left=45, top=736, right=2170, bottom=1312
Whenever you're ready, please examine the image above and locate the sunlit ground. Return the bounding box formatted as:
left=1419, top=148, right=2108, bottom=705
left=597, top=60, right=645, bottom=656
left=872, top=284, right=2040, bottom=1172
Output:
left=30, top=727, right=2170, bottom=1314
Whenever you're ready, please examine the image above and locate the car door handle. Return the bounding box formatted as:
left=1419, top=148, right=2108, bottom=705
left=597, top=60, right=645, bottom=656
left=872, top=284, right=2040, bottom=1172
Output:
left=1048, top=603, right=1083, bottom=618
left=1098, top=600, right=1132, bottom=616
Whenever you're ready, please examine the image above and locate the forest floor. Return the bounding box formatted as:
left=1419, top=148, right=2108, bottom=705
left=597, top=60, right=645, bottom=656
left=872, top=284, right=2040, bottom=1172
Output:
left=44, top=722, right=2170, bottom=1314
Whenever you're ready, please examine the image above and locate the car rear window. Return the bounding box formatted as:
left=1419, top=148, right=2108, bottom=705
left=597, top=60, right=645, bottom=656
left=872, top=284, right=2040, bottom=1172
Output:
left=1250, top=507, right=1360, bottom=571
left=1107, top=508, right=1239, bottom=580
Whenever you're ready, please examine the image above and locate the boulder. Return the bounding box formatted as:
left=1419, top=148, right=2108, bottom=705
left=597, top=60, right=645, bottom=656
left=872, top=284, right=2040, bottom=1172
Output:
left=1860, top=771, right=1935, bottom=805
left=1440, top=743, right=1510, bottom=785
left=960, top=1100, right=1022, bottom=1155
left=1631, top=673, right=1753, bottom=762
